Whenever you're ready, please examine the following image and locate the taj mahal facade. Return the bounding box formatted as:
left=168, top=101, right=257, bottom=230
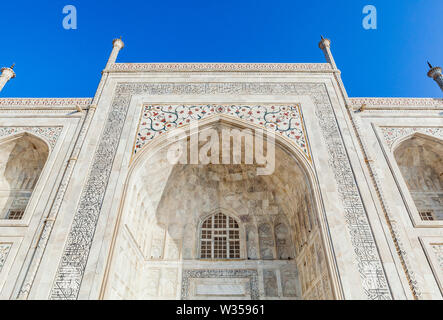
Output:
left=0, top=37, right=442, bottom=300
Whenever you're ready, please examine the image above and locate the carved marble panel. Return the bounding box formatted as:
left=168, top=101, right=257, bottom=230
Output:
left=181, top=269, right=259, bottom=300
left=0, top=243, right=12, bottom=272
left=263, top=269, right=278, bottom=297
left=431, top=245, right=443, bottom=272
left=280, top=265, right=299, bottom=297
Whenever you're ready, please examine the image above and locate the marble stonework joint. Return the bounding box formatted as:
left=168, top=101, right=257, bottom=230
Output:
left=107, top=63, right=333, bottom=73
left=0, top=126, right=62, bottom=149
left=50, top=82, right=392, bottom=300
left=134, top=104, right=311, bottom=161
left=381, top=127, right=443, bottom=149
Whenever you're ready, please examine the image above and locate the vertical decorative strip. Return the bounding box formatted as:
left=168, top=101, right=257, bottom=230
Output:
left=348, top=109, right=422, bottom=299
left=50, top=94, right=131, bottom=299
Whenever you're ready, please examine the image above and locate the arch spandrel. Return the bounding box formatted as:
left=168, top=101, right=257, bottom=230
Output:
left=131, top=104, right=312, bottom=165
left=381, top=127, right=443, bottom=151
left=0, top=127, right=62, bottom=152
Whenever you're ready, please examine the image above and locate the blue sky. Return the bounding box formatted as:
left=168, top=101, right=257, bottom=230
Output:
left=0, top=0, right=442, bottom=98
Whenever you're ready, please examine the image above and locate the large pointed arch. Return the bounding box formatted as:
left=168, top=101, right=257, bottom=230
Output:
left=101, top=116, right=340, bottom=300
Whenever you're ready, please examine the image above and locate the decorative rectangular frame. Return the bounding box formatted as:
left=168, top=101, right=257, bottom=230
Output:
left=419, top=237, right=443, bottom=295
left=181, top=269, right=259, bottom=300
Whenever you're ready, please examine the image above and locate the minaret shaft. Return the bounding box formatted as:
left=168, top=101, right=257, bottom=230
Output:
left=0, top=66, right=15, bottom=92
left=428, top=65, right=443, bottom=92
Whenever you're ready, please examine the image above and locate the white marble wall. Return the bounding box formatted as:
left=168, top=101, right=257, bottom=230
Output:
left=0, top=66, right=441, bottom=300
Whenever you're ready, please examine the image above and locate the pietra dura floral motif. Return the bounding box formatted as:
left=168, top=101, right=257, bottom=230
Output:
left=134, top=104, right=310, bottom=160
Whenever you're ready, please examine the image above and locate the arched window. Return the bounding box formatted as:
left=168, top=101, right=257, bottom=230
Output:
left=0, top=134, right=48, bottom=220
left=394, top=135, right=443, bottom=221
left=200, top=212, right=240, bottom=259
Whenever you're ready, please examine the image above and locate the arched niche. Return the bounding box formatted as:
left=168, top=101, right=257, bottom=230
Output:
left=393, top=134, right=443, bottom=221
left=103, top=119, right=336, bottom=300
left=0, top=133, right=49, bottom=220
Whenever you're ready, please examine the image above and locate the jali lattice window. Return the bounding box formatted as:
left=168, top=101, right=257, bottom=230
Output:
left=200, top=212, right=240, bottom=259
left=419, top=211, right=436, bottom=221
left=7, top=210, right=25, bottom=220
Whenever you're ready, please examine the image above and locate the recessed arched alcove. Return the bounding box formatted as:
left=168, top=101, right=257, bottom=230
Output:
left=0, top=133, right=49, bottom=220
left=103, top=120, right=335, bottom=300
left=393, top=134, right=443, bottom=221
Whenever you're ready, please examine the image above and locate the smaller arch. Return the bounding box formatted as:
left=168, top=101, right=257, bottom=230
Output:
left=0, top=131, right=52, bottom=152
left=393, top=133, right=443, bottom=221
left=0, top=132, right=49, bottom=220
left=275, top=222, right=294, bottom=260
left=258, top=222, right=275, bottom=260
left=391, top=131, right=443, bottom=153
left=245, top=224, right=259, bottom=260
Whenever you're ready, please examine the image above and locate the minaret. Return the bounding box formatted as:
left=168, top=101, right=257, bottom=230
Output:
left=318, top=36, right=337, bottom=69
left=0, top=64, right=16, bottom=92
left=318, top=35, right=352, bottom=107
left=427, top=62, right=443, bottom=92
left=105, top=37, right=125, bottom=69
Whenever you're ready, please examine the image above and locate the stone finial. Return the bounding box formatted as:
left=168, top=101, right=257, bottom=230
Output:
left=427, top=61, right=443, bottom=92
left=0, top=65, right=16, bottom=92
left=105, top=37, right=125, bottom=69
left=112, top=36, right=125, bottom=50
left=318, top=36, right=336, bottom=69
left=318, top=36, right=331, bottom=50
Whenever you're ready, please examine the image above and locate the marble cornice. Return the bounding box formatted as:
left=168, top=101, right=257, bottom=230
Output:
left=0, top=98, right=93, bottom=109
left=350, top=97, right=443, bottom=109
left=106, top=63, right=334, bottom=73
